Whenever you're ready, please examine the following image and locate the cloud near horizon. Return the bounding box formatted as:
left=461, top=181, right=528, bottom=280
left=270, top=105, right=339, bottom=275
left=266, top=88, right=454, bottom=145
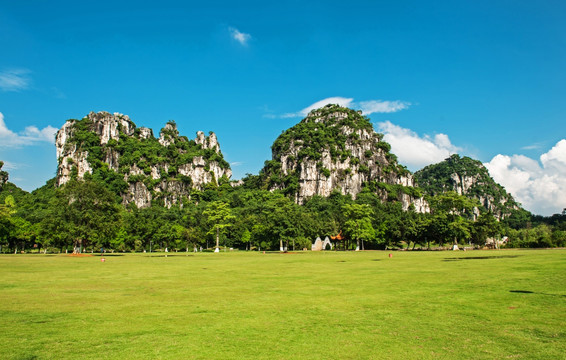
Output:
left=485, top=139, right=566, bottom=216
left=0, top=69, right=31, bottom=92
left=281, top=97, right=411, bottom=118
left=376, top=121, right=461, bottom=171
left=0, top=112, right=58, bottom=147
left=377, top=121, right=566, bottom=216
left=229, top=27, right=251, bottom=46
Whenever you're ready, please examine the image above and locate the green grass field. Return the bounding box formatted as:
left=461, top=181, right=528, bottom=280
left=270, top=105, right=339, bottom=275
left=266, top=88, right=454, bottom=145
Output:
left=1, top=249, right=564, bottom=359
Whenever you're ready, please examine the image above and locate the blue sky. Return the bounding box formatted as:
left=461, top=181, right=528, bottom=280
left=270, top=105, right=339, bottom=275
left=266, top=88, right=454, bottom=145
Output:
left=1, top=0, right=565, bottom=215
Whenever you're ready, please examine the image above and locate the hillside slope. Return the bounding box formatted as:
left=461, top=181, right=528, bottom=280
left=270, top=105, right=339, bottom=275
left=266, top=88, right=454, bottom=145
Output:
left=414, top=154, right=522, bottom=218
left=55, top=111, right=231, bottom=207
left=260, top=104, right=429, bottom=211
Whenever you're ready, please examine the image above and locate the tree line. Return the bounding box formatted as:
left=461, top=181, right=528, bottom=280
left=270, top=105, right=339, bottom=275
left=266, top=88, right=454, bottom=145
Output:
left=1, top=176, right=565, bottom=254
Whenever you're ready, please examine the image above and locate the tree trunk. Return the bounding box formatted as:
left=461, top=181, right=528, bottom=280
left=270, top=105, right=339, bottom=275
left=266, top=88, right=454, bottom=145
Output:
left=216, top=227, right=220, bottom=249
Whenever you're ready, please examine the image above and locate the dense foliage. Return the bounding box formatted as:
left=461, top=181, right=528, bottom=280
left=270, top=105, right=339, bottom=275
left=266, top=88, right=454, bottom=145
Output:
left=64, top=115, right=229, bottom=201
left=1, top=108, right=562, bottom=254
left=1, top=174, right=564, bottom=254
left=415, top=154, right=523, bottom=217
left=260, top=104, right=411, bottom=197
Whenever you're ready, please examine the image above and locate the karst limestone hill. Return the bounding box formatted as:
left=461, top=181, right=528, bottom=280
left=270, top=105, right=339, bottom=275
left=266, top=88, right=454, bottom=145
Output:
left=0, top=161, right=8, bottom=190
left=259, top=104, right=430, bottom=212
left=414, top=154, right=523, bottom=219
left=55, top=111, right=232, bottom=207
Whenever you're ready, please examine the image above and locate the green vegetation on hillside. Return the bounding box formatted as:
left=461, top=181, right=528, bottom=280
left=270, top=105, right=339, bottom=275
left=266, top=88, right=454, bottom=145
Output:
left=415, top=154, right=523, bottom=217
left=62, top=115, right=230, bottom=205
left=261, top=104, right=411, bottom=199
left=271, top=105, right=373, bottom=159
left=1, top=108, right=563, bottom=254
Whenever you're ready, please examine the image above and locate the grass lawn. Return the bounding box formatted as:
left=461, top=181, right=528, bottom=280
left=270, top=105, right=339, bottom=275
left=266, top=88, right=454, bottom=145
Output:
left=0, top=249, right=564, bottom=359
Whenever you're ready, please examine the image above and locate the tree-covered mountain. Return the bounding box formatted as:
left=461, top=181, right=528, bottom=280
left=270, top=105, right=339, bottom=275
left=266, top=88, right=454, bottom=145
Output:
left=259, top=104, right=429, bottom=211
left=2, top=107, right=565, bottom=253
left=55, top=111, right=232, bottom=207
left=414, top=154, right=524, bottom=219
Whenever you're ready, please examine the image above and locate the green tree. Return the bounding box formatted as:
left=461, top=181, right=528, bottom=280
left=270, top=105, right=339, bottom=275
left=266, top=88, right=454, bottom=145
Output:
left=203, top=201, right=235, bottom=252
left=471, top=212, right=501, bottom=247
left=430, top=192, right=478, bottom=246
left=48, top=180, right=120, bottom=253
left=342, top=204, right=375, bottom=250
left=267, top=197, right=304, bottom=251
left=241, top=229, right=251, bottom=250
left=0, top=195, right=16, bottom=252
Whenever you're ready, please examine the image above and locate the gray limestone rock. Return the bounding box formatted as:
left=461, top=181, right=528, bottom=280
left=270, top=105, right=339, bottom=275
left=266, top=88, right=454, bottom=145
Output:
left=55, top=111, right=231, bottom=208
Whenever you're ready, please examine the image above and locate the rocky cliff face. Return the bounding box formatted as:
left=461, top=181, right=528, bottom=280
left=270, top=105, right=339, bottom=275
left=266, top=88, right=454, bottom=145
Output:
left=0, top=161, right=8, bottom=189
left=55, top=111, right=231, bottom=207
left=261, top=104, right=429, bottom=212
left=414, top=154, right=521, bottom=219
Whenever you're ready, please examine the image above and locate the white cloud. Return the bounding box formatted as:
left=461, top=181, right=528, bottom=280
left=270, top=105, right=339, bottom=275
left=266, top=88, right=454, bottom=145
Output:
left=485, top=139, right=566, bottom=216
left=376, top=121, right=461, bottom=171
left=521, top=143, right=542, bottom=150
left=282, top=97, right=354, bottom=118
left=376, top=120, right=566, bottom=215
left=0, top=69, right=31, bottom=92
left=0, top=160, right=19, bottom=170
left=0, top=112, right=58, bottom=147
left=280, top=97, right=410, bottom=118
left=230, top=161, right=243, bottom=167
left=358, top=100, right=410, bottom=114
left=229, top=27, right=251, bottom=46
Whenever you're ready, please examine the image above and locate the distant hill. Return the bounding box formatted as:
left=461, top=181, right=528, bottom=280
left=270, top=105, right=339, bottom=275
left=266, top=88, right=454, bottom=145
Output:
left=259, top=104, right=429, bottom=211
left=414, top=154, right=523, bottom=219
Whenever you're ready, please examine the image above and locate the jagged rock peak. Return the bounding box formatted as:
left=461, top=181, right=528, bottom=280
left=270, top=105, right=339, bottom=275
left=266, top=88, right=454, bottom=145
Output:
left=0, top=161, right=8, bottom=189
left=54, top=111, right=232, bottom=207
left=261, top=104, right=429, bottom=212
left=195, top=131, right=221, bottom=153
left=158, top=121, right=179, bottom=146
left=89, top=111, right=135, bottom=144
left=138, top=127, right=153, bottom=139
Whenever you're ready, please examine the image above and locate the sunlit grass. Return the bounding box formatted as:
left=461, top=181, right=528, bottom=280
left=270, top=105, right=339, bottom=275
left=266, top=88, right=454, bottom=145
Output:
left=1, top=249, right=564, bottom=359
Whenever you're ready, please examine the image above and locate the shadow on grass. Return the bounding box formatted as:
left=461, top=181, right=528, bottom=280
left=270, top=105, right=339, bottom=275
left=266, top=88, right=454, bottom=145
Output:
left=144, top=254, right=195, bottom=257
left=262, top=251, right=307, bottom=255
left=443, top=255, right=521, bottom=261
left=510, top=290, right=566, bottom=297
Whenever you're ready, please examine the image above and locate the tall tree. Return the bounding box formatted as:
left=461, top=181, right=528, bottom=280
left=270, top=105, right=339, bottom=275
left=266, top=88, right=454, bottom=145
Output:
left=203, top=201, right=235, bottom=252
left=0, top=195, right=16, bottom=252
left=471, top=212, right=501, bottom=247
left=430, top=192, right=478, bottom=246
left=47, top=180, right=120, bottom=253
left=342, top=204, right=375, bottom=250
